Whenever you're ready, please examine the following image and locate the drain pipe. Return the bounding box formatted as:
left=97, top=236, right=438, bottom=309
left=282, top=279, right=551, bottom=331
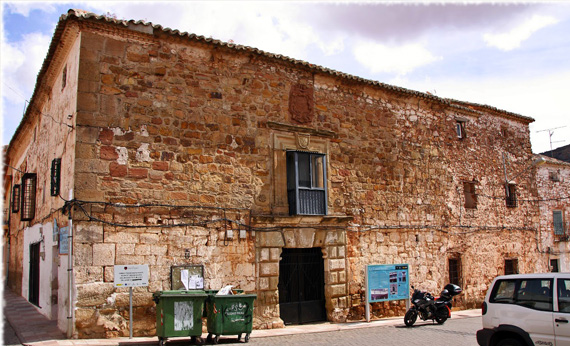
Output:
left=67, top=189, right=74, bottom=339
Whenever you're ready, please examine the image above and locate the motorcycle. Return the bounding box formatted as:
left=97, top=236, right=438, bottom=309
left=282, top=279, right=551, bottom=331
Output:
left=404, top=283, right=462, bottom=327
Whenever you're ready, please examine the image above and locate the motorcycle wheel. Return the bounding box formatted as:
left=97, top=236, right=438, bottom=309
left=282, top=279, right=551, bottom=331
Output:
left=435, top=309, right=448, bottom=324
left=404, top=310, right=418, bottom=327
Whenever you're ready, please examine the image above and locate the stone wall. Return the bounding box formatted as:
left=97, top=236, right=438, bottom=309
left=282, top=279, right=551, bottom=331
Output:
left=6, top=15, right=551, bottom=338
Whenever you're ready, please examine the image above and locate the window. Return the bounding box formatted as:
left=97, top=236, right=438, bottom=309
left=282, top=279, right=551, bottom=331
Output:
left=549, top=171, right=560, bottom=182
left=286, top=151, right=327, bottom=215
left=456, top=120, right=466, bottom=139
left=490, top=278, right=553, bottom=312
left=51, top=158, right=61, bottom=196
left=551, top=259, right=559, bottom=273
left=500, top=126, right=509, bottom=138
left=505, top=183, right=517, bottom=208
left=21, top=173, right=37, bottom=221
left=62, top=64, right=67, bottom=90
left=448, top=257, right=461, bottom=286
left=554, top=210, right=565, bottom=235
left=517, top=279, right=552, bottom=311
left=558, top=279, right=570, bottom=312
left=505, top=259, right=518, bottom=275
left=11, top=184, right=21, bottom=213
left=463, top=181, right=477, bottom=209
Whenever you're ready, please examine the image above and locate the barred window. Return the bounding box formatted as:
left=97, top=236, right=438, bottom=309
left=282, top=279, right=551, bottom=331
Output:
left=554, top=210, right=565, bottom=235
left=21, top=173, right=37, bottom=221
left=449, top=257, right=462, bottom=286
left=11, top=184, right=21, bottom=213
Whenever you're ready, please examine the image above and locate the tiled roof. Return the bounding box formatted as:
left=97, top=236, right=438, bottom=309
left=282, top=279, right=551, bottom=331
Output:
left=9, top=8, right=534, bottom=152
left=540, top=144, right=570, bottom=164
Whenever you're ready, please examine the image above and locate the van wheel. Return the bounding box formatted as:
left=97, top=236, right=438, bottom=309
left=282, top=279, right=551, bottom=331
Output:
left=496, top=338, right=523, bottom=346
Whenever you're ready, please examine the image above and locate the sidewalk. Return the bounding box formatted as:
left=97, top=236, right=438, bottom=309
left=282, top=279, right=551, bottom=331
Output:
left=3, top=288, right=482, bottom=346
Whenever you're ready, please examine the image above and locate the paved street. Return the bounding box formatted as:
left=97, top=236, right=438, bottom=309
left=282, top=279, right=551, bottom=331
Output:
left=4, top=288, right=482, bottom=346
left=198, top=316, right=481, bottom=346
left=3, top=315, right=22, bottom=346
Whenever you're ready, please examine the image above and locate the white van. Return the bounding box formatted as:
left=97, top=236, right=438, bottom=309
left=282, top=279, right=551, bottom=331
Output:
left=477, top=273, right=570, bottom=346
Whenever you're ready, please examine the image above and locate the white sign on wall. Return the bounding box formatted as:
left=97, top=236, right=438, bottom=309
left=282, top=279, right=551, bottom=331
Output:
left=174, top=301, right=194, bottom=331
left=114, top=265, right=149, bottom=287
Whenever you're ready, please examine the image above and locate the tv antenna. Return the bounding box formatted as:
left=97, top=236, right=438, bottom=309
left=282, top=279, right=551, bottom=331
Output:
left=537, top=126, right=567, bottom=156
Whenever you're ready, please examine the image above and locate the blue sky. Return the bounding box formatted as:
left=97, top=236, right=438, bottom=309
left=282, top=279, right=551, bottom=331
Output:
left=2, top=1, right=570, bottom=154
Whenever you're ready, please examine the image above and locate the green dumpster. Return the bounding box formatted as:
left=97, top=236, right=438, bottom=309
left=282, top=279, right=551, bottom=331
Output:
left=153, top=290, right=208, bottom=346
left=205, top=292, right=257, bottom=344
left=202, top=289, right=243, bottom=317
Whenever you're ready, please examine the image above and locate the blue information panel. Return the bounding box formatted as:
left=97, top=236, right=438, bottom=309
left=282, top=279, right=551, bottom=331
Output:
left=367, top=264, right=409, bottom=302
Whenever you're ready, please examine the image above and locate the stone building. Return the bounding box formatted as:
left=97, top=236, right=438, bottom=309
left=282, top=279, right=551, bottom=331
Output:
left=3, top=9, right=566, bottom=339
left=536, top=155, right=570, bottom=271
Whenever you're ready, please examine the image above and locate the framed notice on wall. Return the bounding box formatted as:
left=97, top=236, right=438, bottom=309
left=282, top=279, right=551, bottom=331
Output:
left=366, top=264, right=409, bottom=303
left=171, top=265, right=204, bottom=290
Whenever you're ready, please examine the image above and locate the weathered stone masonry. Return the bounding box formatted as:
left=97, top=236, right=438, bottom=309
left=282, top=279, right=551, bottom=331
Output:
left=4, top=10, right=559, bottom=339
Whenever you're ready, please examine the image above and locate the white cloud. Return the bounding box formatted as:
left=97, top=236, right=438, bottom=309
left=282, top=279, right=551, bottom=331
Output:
left=353, top=40, right=442, bottom=75
left=4, top=2, right=58, bottom=17
left=483, top=15, right=559, bottom=51
left=84, top=2, right=347, bottom=62
left=1, top=30, right=52, bottom=144
left=1, top=31, right=51, bottom=101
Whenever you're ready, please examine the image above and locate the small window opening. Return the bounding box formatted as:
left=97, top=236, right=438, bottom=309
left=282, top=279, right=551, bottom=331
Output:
left=505, top=259, right=518, bottom=275
left=62, top=64, right=67, bottom=90
left=500, top=126, right=509, bottom=137
left=11, top=184, right=21, bottom=213
left=463, top=181, right=477, bottom=209
left=549, top=171, right=560, bottom=182
left=551, top=259, right=560, bottom=273
left=448, top=257, right=462, bottom=286
left=505, top=183, right=517, bottom=208
left=456, top=120, right=466, bottom=139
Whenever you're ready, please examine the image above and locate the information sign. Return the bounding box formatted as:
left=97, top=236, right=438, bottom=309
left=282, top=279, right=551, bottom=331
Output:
left=114, top=265, right=149, bottom=287
left=366, top=264, right=409, bottom=303
left=59, top=226, right=69, bottom=254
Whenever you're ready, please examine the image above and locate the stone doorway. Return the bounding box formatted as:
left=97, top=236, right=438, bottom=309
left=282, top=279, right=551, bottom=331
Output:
left=278, top=247, right=326, bottom=325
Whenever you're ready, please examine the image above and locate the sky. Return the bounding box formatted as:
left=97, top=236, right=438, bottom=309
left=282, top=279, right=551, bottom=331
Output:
left=1, top=1, right=569, bottom=155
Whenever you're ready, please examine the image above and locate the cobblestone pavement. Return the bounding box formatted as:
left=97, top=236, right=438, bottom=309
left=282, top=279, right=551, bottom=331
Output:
left=242, top=317, right=480, bottom=346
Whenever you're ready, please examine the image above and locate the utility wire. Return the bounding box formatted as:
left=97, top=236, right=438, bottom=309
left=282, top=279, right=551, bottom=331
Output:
left=3, top=81, right=74, bottom=129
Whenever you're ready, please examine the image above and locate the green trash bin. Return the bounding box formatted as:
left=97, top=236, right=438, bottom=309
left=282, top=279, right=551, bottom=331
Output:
left=202, top=289, right=244, bottom=318
left=153, top=290, right=208, bottom=346
left=205, top=292, right=257, bottom=344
